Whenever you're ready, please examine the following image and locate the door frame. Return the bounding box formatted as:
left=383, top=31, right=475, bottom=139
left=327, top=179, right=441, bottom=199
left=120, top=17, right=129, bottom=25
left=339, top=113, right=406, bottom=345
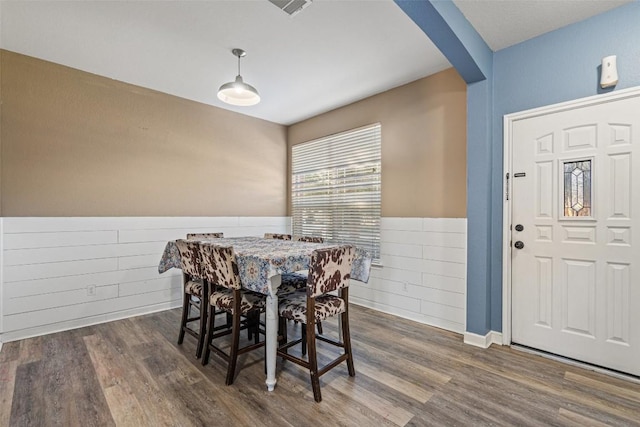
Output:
left=502, top=85, right=640, bottom=346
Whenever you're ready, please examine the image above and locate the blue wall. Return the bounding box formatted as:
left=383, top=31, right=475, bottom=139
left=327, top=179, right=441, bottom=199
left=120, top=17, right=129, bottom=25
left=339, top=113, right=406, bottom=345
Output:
left=400, top=0, right=640, bottom=335
left=490, top=1, right=640, bottom=331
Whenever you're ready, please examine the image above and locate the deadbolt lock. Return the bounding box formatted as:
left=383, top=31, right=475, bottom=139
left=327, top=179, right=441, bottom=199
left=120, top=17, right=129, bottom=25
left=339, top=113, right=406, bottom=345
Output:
left=515, top=224, right=524, bottom=232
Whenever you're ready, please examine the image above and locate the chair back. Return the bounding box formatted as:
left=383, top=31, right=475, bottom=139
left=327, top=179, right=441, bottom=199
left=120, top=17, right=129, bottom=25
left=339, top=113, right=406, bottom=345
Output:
left=199, top=243, right=242, bottom=290
left=307, top=245, right=355, bottom=298
left=264, top=233, right=292, bottom=240
left=175, top=239, right=204, bottom=279
left=294, top=236, right=324, bottom=243
left=187, top=232, right=224, bottom=239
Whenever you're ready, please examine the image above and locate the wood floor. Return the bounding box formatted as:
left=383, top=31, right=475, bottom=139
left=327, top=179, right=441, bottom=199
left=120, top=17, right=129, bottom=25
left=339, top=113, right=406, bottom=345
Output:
left=1, top=305, right=639, bottom=427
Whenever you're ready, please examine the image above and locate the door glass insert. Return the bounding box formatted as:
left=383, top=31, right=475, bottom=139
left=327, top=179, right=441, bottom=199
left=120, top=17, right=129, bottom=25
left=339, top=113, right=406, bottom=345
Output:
left=563, top=159, right=592, bottom=217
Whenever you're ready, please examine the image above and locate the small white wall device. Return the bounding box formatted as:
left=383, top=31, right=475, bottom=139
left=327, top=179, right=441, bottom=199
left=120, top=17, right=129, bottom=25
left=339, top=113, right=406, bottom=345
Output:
left=600, top=55, right=619, bottom=88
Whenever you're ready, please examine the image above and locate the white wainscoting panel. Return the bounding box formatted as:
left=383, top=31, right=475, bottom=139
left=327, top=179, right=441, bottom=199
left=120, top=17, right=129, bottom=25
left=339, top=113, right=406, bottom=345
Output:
left=351, top=217, right=467, bottom=333
left=0, top=218, right=4, bottom=348
left=0, top=216, right=290, bottom=342
left=0, top=216, right=465, bottom=343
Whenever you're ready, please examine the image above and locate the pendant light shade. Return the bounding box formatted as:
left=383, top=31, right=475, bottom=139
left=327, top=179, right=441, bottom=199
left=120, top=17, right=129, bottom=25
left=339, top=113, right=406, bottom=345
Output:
left=217, top=48, right=260, bottom=106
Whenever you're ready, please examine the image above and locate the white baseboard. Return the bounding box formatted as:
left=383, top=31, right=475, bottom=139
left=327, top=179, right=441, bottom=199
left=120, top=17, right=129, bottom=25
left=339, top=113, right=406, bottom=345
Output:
left=464, top=330, right=503, bottom=348
left=351, top=298, right=464, bottom=334
left=0, top=300, right=181, bottom=343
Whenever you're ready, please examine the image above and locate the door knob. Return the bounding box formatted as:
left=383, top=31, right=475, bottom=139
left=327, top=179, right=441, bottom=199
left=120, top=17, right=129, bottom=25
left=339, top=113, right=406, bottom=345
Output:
left=514, top=241, right=525, bottom=249
left=515, top=224, right=524, bottom=232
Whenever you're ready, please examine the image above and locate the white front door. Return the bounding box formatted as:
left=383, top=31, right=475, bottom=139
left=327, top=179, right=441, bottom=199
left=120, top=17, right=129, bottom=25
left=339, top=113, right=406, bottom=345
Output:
left=510, top=92, right=640, bottom=376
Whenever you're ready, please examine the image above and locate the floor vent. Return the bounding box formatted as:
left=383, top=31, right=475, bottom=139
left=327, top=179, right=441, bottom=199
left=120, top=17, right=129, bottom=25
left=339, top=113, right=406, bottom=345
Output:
left=267, top=0, right=312, bottom=17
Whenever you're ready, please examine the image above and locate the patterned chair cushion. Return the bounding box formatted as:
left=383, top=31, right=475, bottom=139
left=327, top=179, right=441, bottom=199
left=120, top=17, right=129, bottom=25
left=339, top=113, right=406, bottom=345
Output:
left=199, top=243, right=242, bottom=290
left=264, top=233, right=292, bottom=240
left=294, top=236, right=324, bottom=243
left=307, top=246, right=355, bottom=298
left=185, top=280, right=204, bottom=297
left=199, top=242, right=265, bottom=314
left=277, top=272, right=308, bottom=296
left=175, top=239, right=203, bottom=279
left=210, top=288, right=265, bottom=314
left=186, top=232, right=224, bottom=240
left=278, top=292, right=345, bottom=323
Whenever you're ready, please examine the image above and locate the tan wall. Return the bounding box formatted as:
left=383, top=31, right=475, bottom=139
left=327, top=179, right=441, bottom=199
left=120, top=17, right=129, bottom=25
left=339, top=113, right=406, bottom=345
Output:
left=0, top=50, right=287, bottom=217
left=287, top=68, right=467, bottom=218
left=1, top=50, right=465, bottom=218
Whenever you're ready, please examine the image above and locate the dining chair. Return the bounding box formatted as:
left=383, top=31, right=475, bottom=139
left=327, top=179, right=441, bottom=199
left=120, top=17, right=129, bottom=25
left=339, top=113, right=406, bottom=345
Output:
left=284, top=235, right=326, bottom=337
left=186, top=232, right=233, bottom=333
left=199, top=242, right=266, bottom=385
left=293, top=236, right=324, bottom=243
left=264, top=231, right=323, bottom=344
left=263, top=233, right=292, bottom=240
left=277, top=245, right=356, bottom=402
left=174, top=239, right=209, bottom=359
left=186, top=232, right=224, bottom=239
left=277, top=235, right=324, bottom=295
left=276, top=235, right=328, bottom=343
left=263, top=232, right=299, bottom=295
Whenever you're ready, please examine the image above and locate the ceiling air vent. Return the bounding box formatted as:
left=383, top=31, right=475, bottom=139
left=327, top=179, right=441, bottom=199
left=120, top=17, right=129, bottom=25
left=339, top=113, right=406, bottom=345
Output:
left=267, top=0, right=312, bottom=17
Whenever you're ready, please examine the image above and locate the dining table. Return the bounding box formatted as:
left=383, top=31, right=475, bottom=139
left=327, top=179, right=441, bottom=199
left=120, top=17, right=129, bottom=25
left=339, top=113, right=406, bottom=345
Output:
left=158, top=236, right=372, bottom=391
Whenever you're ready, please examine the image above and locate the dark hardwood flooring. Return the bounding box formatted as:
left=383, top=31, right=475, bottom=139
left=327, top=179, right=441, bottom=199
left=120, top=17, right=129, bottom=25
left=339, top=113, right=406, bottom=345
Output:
left=1, top=305, right=639, bottom=426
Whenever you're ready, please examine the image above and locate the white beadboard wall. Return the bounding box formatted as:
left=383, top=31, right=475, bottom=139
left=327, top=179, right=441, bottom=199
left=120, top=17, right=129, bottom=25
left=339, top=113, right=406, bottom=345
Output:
left=0, top=216, right=467, bottom=344
left=350, top=218, right=467, bottom=333
left=0, top=216, right=290, bottom=343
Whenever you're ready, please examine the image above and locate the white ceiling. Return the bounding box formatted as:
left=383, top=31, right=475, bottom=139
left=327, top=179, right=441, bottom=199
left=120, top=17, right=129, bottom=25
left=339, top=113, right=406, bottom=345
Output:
left=452, top=0, right=633, bottom=51
left=0, top=0, right=632, bottom=125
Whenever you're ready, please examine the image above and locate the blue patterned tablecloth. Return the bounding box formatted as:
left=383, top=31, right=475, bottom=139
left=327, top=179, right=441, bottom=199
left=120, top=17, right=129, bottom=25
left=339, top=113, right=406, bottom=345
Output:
left=158, top=236, right=372, bottom=295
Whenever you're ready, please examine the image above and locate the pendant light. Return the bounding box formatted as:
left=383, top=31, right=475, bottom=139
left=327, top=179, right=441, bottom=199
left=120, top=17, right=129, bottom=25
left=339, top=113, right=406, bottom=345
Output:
left=217, top=48, right=260, bottom=106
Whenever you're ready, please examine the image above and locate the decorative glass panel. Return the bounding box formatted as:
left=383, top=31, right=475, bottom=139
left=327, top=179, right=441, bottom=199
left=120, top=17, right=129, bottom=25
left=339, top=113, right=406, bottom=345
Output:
left=563, top=160, right=592, bottom=217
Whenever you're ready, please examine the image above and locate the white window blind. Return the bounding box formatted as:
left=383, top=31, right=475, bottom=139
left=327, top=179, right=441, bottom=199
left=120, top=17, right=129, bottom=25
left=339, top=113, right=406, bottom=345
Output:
left=291, top=123, right=381, bottom=260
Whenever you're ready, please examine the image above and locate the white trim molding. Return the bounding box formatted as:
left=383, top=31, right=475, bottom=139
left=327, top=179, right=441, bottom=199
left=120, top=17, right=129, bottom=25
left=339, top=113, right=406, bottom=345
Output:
left=464, top=331, right=504, bottom=349
left=1, top=301, right=177, bottom=343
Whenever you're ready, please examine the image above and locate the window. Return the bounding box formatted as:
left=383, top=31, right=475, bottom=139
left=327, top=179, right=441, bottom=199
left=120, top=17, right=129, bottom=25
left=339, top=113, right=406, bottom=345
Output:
left=563, top=159, right=592, bottom=217
left=291, top=123, right=381, bottom=260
